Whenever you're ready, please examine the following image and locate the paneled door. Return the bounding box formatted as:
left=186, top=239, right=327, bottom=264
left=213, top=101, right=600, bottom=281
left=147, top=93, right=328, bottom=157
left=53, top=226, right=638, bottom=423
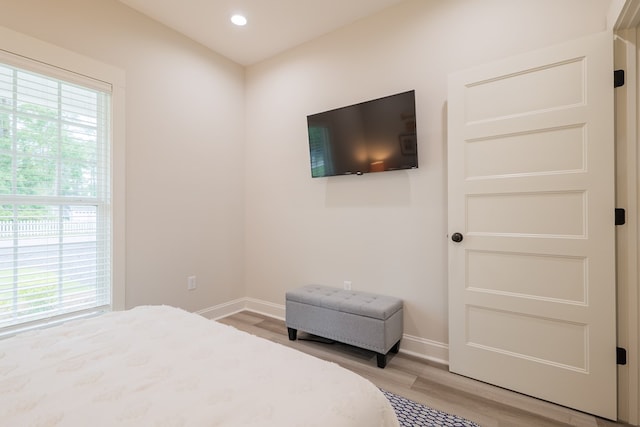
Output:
left=447, top=31, right=617, bottom=419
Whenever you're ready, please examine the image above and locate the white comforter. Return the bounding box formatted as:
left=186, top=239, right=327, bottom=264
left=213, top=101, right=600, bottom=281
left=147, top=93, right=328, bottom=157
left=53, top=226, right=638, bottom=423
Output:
left=0, top=305, right=399, bottom=427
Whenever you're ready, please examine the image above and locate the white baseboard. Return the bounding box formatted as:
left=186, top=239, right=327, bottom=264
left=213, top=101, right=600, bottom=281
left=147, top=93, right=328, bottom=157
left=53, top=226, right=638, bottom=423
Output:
left=197, top=297, right=449, bottom=365
left=244, top=297, right=286, bottom=320
left=399, top=333, right=449, bottom=365
left=196, top=298, right=246, bottom=320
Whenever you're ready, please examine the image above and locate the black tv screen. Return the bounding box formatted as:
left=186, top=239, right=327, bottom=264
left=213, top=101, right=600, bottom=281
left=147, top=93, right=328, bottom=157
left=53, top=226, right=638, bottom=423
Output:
left=306, top=90, right=418, bottom=178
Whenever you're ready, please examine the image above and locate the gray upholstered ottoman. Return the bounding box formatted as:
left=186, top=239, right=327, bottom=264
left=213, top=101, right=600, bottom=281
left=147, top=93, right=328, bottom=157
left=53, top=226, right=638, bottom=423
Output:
left=285, top=284, right=403, bottom=368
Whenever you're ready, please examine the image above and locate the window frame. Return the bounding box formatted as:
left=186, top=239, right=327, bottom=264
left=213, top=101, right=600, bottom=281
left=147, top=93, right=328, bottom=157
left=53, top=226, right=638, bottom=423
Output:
left=0, top=25, right=125, bottom=333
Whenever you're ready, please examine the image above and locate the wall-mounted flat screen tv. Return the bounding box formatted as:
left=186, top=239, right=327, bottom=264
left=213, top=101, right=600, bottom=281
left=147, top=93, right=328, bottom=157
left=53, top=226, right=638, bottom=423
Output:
left=306, top=90, right=418, bottom=178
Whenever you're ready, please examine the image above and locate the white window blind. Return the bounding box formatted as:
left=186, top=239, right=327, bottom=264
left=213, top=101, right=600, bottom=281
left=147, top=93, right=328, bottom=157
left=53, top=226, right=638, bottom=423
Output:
left=0, top=58, right=111, bottom=333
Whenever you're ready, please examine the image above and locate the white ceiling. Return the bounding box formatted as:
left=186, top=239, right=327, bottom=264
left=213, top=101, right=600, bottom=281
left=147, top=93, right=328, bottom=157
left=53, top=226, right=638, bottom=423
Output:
left=118, top=0, right=407, bottom=66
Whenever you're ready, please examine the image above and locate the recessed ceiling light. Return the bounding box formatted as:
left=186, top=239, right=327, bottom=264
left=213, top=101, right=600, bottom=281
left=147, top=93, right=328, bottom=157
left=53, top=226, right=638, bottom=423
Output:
left=231, top=14, right=247, bottom=26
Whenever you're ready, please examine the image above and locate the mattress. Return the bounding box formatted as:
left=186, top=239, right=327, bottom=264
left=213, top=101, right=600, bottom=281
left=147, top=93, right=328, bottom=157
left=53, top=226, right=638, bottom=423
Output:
left=0, top=305, right=400, bottom=427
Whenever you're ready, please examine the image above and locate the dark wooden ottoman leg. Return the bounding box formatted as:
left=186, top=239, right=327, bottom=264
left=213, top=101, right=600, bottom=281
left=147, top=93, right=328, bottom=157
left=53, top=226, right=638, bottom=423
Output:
left=376, top=353, right=387, bottom=369
left=287, top=327, right=297, bottom=341
left=390, top=340, right=400, bottom=354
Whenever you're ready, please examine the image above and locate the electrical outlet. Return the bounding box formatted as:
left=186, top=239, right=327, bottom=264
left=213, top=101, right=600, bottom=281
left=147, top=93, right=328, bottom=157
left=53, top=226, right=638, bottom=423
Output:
left=343, top=280, right=352, bottom=291
left=187, top=276, right=197, bottom=291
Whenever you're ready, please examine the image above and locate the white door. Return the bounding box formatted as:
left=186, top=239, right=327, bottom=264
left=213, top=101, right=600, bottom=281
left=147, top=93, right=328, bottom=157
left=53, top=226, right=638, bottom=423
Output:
left=448, top=31, right=617, bottom=420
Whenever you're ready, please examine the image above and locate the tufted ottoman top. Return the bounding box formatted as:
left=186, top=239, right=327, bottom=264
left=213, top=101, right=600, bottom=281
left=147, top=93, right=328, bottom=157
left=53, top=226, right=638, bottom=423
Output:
left=286, top=284, right=403, bottom=320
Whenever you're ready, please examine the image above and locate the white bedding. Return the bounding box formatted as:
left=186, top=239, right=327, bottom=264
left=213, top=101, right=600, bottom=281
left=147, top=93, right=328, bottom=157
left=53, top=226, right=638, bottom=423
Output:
left=0, top=305, right=399, bottom=427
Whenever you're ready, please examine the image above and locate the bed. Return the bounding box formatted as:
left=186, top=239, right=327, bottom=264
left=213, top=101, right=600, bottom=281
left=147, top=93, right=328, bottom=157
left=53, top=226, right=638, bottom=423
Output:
left=0, top=305, right=399, bottom=426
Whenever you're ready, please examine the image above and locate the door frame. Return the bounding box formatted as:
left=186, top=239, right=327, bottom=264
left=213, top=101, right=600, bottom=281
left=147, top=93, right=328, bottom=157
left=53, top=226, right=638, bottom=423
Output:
left=612, top=2, right=640, bottom=425
left=614, top=27, right=639, bottom=425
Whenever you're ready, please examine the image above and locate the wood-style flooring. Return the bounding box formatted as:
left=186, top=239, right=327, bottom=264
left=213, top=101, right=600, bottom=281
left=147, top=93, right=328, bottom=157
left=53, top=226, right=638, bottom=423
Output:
left=217, top=310, right=629, bottom=427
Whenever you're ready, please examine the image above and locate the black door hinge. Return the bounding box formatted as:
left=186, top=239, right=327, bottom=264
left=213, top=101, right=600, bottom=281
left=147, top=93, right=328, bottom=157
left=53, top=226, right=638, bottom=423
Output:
left=615, top=208, right=626, bottom=225
left=615, top=70, right=625, bottom=88
left=617, top=347, right=627, bottom=365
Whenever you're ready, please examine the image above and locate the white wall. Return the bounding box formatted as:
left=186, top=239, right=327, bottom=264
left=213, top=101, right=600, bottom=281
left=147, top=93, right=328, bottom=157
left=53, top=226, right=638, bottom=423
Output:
left=0, top=0, right=613, bottom=356
left=244, top=0, right=612, bottom=352
left=0, top=0, right=247, bottom=312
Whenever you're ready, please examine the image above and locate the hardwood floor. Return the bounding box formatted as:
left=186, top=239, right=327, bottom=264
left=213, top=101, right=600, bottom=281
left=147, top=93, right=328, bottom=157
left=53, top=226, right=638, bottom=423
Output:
left=217, top=310, right=629, bottom=427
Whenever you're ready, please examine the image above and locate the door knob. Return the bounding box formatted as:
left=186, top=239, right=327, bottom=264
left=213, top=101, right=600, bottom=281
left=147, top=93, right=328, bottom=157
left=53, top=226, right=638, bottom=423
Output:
left=451, top=232, right=463, bottom=243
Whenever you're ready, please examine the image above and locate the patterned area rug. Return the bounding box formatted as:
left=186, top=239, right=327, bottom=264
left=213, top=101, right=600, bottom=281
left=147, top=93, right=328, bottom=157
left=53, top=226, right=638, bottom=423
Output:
left=381, top=389, right=480, bottom=427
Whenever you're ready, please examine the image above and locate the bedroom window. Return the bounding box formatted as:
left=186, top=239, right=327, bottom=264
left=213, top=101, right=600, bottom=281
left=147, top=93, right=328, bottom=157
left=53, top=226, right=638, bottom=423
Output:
left=0, top=58, right=112, bottom=333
